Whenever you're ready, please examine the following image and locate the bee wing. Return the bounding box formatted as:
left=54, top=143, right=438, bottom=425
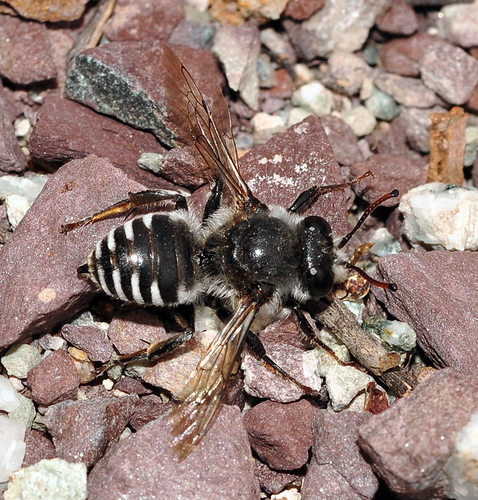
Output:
left=162, top=44, right=254, bottom=208
left=170, top=301, right=257, bottom=459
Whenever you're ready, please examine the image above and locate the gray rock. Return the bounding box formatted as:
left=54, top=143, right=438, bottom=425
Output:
left=298, top=0, right=391, bottom=58
left=0, top=15, right=56, bottom=85
left=243, top=399, right=320, bottom=470
left=260, top=28, right=297, bottom=66
left=399, top=105, right=446, bottom=153
left=375, top=72, right=436, bottom=108
left=0, top=156, right=167, bottom=350
left=9, top=393, right=36, bottom=430
left=358, top=369, right=478, bottom=498
left=169, top=20, right=216, bottom=50
left=374, top=251, right=478, bottom=374
left=365, top=86, right=400, bottom=121
left=420, top=40, right=478, bottom=105
left=291, top=81, right=333, bottom=117
left=104, top=0, right=184, bottom=42
left=29, top=95, right=167, bottom=173
left=303, top=411, right=378, bottom=500
left=324, top=50, right=372, bottom=96
left=66, top=41, right=225, bottom=147
left=88, top=405, right=260, bottom=499
left=436, top=1, right=478, bottom=48
left=45, top=396, right=138, bottom=468
left=213, top=24, right=260, bottom=110
left=341, top=106, right=377, bottom=137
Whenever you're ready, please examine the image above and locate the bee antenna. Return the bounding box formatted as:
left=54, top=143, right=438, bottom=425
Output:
left=344, top=262, right=397, bottom=291
left=338, top=189, right=399, bottom=250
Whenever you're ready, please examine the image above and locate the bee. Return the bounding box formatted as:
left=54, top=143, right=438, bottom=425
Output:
left=61, top=45, right=397, bottom=459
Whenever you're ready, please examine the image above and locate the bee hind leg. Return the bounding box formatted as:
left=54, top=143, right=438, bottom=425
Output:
left=60, top=189, right=188, bottom=233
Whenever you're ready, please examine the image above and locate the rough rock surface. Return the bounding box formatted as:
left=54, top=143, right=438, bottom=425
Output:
left=374, top=72, right=436, bottom=108
left=240, top=116, right=349, bottom=235
left=60, top=323, right=113, bottom=363
left=88, top=405, right=260, bottom=499
left=358, top=369, right=478, bottom=498
left=321, top=115, right=364, bottom=166
left=0, top=101, right=27, bottom=173
left=45, top=396, right=138, bottom=468
left=66, top=41, right=225, bottom=148
left=104, top=0, right=184, bottom=42
left=22, top=430, right=56, bottom=467
left=29, top=95, right=166, bottom=171
left=0, top=156, right=169, bottom=350
left=349, top=153, right=427, bottom=206
left=0, top=14, right=56, bottom=85
left=375, top=0, right=417, bottom=35
left=302, top=411, right=378, bottom=500
left=0, top=0, right=89, bottom=22
left=243, top=399, right=320, bottom=470
left=420, top=40, right=478, bottom=105
left=27, top=349, right=79, bottom=405
left=374, top=251, right=478, bottom=374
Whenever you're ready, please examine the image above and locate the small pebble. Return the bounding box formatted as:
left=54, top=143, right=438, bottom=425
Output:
left=370, top=227, right=401, bottom=257
left=362, top=317, right=417, bottom=353
left=399, top=183, right=478, bottom=251
left=365, top=87, right=400, bottom=121
left=341, top=106, right=377, bottom=137
left=1, top=344, right=42, bottom=379
left=14, top=118, right=31, bottom=138
left=464, top=127, right=478, bottom=167
left=137, top=152, right=165, bottom=174
left=102, top=379, right=114, bottom=391
left=9, top=393, right=36, bottom=429
left=436, top=2, right=478, bottom=48
left=251, top=112, right=285, bottom=144
left=291, top=81, right=333, bottom=117
left=287, top=107, right=313, bottom=126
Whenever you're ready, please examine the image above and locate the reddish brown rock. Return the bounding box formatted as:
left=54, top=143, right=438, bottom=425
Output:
left=240, top=116, right=349, bottom=235
left=0, top=107, right=27, bottom=174
left=284, top=0, right=324, bottom=21
left=22, top=429, right=56, bottom=467
left=0, top=156, right=170, bottom=350
left=66, top=41, right=225, bottom=148
left=0, top=14, right=56, bottom=85
left=1, top=0, right=88, bottom=21
left=358, top=369, right=478, bottom=498
left=88, top=405, right=260, bottom=499
left=379, top=33, right=437, bottom=77
left=61, top=323, right=113, bottom=363
left=303, top=411, right=378, bottom=500
left=114, top=377, right=152, bottom=395
left=374, top=72, right=436, bottom=108
left=399, top=105, right=446, bottom=153
left=29, top=95, right=167, bottom=171
left=45, top=396, right=138, bottom=468
left=159, top=146, right=212, bottom=188
left=467, top=84, right=478, bottom=113
left=349, top=154, right=427, bottom=206
left=242, top=316, right=323, bottom=403
left=376, top=0, right=418, bottom=35
left=243, top=399, right=320, bottom=470
left=254, top=460, right=302, bottom=495
left=108, top=310, right=167, bottom=356
left=27, top=349, right=79, bottom=405
left=321, top=115, right=364, bottom=166
left=375, top=251, right=478, bottom=374
left=104, top=0, right=184, bottom=42
left=130, top=394, right=168, bottom=430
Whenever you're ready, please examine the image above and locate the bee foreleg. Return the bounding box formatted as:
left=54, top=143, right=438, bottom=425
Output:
left=288, top=171, right=374, bottom=214
left=60, top=189, right=188, bottom=233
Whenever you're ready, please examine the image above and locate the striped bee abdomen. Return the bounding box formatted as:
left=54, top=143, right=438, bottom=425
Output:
left=81, top=213, right=198, bottom=307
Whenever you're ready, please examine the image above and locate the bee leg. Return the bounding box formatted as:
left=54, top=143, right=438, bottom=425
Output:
left=202, top=178, right=224, bottom=224
left=245, top=330, right=319, bottom=396
left=294, top=307, right=366, bottom=371
left=288, top=171, right=374, bottom=214
left=97, top=329, right=195, bottom=376
left=60, top=189, right=188, bottom=233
